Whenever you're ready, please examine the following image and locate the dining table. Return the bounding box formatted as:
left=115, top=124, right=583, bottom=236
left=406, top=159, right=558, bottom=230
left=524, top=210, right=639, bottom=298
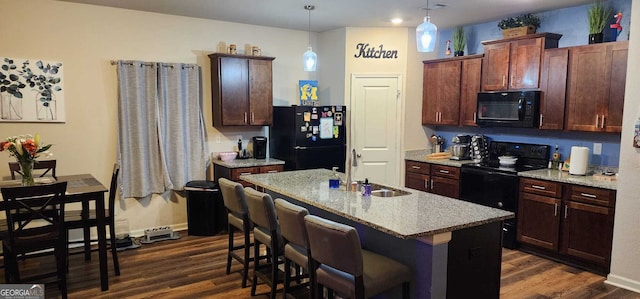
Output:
left=0, top=174, right=112, bottom=291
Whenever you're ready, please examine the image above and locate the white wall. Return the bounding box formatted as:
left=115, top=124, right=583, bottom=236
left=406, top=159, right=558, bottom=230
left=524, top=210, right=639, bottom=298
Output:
left=607, top=0, right=640, bottom=293
left=0, top=0, right=312, bottom=234
left=318, top=28, right=346, bottom=106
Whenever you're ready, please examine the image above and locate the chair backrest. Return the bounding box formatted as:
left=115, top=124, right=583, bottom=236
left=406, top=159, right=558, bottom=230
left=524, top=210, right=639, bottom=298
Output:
left=218, top=178, right=248, bottom=216
left=0, top=182, right=67, bottom=252
left=304, top=215, right=363, bottom=276
left=244, top=187, right=278, bottom=232
left=274, top=198, right=310, bottom=249
left=108, top=163, right=120, bottom=216
left=9, top=160, right=57, bottom=180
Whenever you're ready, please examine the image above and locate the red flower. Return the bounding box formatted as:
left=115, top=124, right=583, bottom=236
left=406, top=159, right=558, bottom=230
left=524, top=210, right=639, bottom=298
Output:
left=0, top=141, right=9, bottom=151
left=23, top=139, right=38, bottom=156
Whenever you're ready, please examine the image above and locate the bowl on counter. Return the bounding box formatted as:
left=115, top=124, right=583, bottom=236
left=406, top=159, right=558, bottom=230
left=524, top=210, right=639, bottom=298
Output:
left=218, top=152, right=238, bottom=162
left=498, top=155, right=517, bottom=166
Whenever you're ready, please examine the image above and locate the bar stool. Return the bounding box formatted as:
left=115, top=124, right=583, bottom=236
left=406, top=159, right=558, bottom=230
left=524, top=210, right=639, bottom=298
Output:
left=274, top=198, right=313, bottom=298
left=304, top=215, right=411, bottom=299
left=245, top=187, right=284, bottom=299
left=218, top=178, right=253, bottom=288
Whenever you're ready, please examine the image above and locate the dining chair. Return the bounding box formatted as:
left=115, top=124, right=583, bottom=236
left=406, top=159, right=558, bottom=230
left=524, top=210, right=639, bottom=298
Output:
left=218, top=177, right=253, bottom=288
left=9, top=159, right=57, bottom=180
left=64, top=163, right=120, bottom=275
left=0, top=182, right=68, bottom=299
left=304, top=215, right=411, bottom=299
left=274, top=198, right=313, bottom=298
left=245, top=187, right=284, bottom=299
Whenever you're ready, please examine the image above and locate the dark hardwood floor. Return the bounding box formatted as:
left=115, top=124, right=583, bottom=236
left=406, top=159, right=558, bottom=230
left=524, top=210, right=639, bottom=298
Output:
left=4, top=232, right=639, bottom=298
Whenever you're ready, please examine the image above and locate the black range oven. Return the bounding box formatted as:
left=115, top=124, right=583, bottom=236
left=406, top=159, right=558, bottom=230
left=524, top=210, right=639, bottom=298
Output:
left=460, top=141, right=550, bottom=249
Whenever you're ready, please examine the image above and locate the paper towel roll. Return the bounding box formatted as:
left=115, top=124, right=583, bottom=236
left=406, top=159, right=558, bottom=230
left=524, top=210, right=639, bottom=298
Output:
left=569, top=146, right=589, bottom=175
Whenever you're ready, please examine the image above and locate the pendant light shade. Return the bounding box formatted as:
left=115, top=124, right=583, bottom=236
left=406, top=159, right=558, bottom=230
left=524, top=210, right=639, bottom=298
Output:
left=303, top=46, right=317, bottom=71
left=304, top=5, right=317, bottom=72
left=416, top=1, right=437, bottom=52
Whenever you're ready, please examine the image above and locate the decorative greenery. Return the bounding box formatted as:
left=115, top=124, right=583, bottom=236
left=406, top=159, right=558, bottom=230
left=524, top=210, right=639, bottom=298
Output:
left=0, top=58, right=27, bottom=98
left=453, top=27, right=466, bottom=52
left=19, top=60, right=62, bottom=105
left=588, top=1, right=613, bottom=34
left=498, top=13, right=541, bottom=30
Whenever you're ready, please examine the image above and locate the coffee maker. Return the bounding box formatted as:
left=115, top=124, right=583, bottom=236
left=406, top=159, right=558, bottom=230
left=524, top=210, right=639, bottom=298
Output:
left=252, top=136, right=267, bottom=159
left=450, top=135, right=471, bottom=160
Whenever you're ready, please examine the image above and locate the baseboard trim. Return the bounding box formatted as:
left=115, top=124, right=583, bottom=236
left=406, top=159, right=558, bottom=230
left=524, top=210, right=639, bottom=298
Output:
left=606, top=274, right=640, bottom=294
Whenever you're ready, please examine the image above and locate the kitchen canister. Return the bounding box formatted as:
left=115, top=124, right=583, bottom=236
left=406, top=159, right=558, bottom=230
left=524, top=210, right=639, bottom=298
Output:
left=569, top=146, right=589, bottom=175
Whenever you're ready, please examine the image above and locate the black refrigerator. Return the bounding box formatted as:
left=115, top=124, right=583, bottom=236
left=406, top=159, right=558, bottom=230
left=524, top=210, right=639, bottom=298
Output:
left=270, top=105, right=346, bottom=172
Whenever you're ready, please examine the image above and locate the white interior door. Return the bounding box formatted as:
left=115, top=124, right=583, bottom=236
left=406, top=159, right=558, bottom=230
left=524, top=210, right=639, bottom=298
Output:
left=351, top=75, right=401, bottom=186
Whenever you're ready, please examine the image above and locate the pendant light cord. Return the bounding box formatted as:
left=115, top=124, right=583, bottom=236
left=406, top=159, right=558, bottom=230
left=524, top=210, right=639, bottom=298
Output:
left=305, top=5, right=314, bottom=47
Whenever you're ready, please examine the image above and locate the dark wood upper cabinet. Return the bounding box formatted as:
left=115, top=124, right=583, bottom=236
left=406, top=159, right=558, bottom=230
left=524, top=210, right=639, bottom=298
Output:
left=539, top=48, right=569, bottom=130
left=209, top=53, right=275, bottom=127
left=422, top=55, right=483, bottom=126
left=565, top=41, right=628, bottom=132
left=459, top=57, right=483, bottom=126
left=481, top=33, right=562, bottom=91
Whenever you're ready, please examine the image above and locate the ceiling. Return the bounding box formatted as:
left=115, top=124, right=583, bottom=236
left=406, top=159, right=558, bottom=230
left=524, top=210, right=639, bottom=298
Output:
left=57, top=0, right=594, bottom=32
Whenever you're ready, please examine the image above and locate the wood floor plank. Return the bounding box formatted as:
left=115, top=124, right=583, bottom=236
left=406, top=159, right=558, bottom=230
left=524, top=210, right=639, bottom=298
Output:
left=2, top=233, right=639, bottom=298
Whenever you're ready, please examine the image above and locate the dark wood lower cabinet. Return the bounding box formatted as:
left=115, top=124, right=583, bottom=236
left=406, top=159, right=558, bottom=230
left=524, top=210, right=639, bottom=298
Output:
left=214, top=164, right=284, bottom=187
left=431, top=176, right=459, bottom=198
left=405, top=160, right=460, bottom=199
left=518, top=178, right=615, bottom=273
left=405, top=171, right=429, bottom=192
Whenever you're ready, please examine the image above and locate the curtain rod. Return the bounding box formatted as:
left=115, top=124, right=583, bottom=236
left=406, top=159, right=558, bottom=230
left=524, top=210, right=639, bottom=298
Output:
left=109, top=60, right=197, bottom=68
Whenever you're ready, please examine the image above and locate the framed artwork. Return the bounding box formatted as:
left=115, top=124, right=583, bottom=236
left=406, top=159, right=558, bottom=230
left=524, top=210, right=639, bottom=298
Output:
left=299, top=80, right=318, bottom=106
left=0, top=57, right=65, bottom=123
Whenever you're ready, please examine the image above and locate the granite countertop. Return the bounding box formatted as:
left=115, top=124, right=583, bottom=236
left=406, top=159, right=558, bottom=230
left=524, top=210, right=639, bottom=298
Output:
left=518, top=169, right=617, bottom=190
left=212, top=157, right=285, bottom=168
left=240, top=169, right=513, bottom=240
left=405, top=149, right=475, bottom=167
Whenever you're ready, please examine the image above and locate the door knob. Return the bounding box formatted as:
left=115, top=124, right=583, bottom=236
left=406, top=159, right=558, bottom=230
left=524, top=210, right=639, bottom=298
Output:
left=356, top=154, right=362, bottom=158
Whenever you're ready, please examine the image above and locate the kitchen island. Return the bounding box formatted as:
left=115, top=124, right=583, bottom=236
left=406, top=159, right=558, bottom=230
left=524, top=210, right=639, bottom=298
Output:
left=241, top=169, right=513, bottom=299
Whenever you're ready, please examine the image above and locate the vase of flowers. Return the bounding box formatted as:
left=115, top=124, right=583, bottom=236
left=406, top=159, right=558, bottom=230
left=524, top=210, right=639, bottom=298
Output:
left=0, top=134, right=53, bottom=186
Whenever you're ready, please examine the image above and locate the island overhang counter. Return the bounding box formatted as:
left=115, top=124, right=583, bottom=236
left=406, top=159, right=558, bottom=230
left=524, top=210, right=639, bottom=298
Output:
left=240, top=169, right=513, bottom=299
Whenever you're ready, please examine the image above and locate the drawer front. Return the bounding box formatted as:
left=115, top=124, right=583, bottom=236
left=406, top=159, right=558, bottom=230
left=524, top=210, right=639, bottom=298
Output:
left=230, top=167, right=260, bottom=182
left=406, top=161, right=430, bottom=175
left=260, top=165, right=283, bottom=173
left=520, top=178, right=562, bottom=198
left=568, top=185, right=615, bottom=207
left=431, top=164, right=459, bottom=180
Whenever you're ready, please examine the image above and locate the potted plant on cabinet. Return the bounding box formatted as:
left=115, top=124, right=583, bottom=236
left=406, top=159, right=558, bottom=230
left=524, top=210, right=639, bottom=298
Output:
left=587, top=1, right=613, bottom=44
left=453, top=27, right=466, bottom=56
left=498, top=13, right=540, bottom=38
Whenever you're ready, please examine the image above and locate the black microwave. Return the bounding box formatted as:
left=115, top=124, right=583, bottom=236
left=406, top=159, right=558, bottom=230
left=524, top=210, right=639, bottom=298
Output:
left=476, top=91, right=540, bottom=128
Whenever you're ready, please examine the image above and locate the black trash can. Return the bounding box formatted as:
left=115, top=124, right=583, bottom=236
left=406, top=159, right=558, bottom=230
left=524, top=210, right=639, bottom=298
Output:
left=185, top=180, right=227, bottom=236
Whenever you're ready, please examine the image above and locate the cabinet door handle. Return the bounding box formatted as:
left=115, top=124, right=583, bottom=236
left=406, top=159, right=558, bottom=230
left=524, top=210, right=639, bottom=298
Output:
left=240, top=172, right=253, bottom=175
left=266, top=170, right=278, bottom=173
left=531, top=185, right=546, bottom=190
left=601, top=115, right=605, bottom=128
left=439, top=170, right=449, bottom=174
left=412, top=166, right=421, bottom=170
left=244, top=112, right=248, bottom=124
left=435, top=111, right=438, bottom=122
left=473, top=112, right=477, bottom=123
left=595, top=115, right=599, bottom=127
left=502, top=75, right=506, bottom=87
left=424, top=179, right=429, bottom=189
left=554, top=203, right=558, bottom=217
left=430, top=179, right=434, bottom=190
left=510, top=75, right=514, bottom=87
left=251, top=112, right=255, bottom=123
left=580, top=193, right=597, bottom=198
left=539, top=114, right=544, bottom=127
left=564, top=205, right=569, bottom=219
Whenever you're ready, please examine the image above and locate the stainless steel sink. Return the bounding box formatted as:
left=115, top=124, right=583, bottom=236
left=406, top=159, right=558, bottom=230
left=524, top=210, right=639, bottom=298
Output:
left=369, top=183, right=411, bottom=197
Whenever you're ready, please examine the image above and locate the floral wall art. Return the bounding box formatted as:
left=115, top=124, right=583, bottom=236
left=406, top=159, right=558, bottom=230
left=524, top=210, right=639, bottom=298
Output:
left=0, top=57, right=65, bottom=122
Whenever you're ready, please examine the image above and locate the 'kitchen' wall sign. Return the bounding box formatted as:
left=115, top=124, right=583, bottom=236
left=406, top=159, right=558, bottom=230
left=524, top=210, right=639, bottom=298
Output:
left=354, top=43, right=398, bottom=59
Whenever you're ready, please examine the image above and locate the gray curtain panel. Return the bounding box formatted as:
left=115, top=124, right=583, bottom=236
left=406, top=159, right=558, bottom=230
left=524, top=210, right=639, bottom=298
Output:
left=116, top=61, right=207, bottom=198
left=157, top=63, right=208, bottom=191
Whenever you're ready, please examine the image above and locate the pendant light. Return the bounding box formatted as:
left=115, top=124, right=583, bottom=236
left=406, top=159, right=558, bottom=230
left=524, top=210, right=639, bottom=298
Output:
left=303, top=5, right=317, bottom=71
left=416, top=0, right=437, bottom=52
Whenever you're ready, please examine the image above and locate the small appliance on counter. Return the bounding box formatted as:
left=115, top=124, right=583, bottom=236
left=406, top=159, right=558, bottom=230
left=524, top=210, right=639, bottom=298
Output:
left=252, top=136, right=267, bottom=159
left=450, top=134, right=471, bottom=160
left=569, top=146, right=589, bottom=175
left=236, top=139, right=250, bottom=159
